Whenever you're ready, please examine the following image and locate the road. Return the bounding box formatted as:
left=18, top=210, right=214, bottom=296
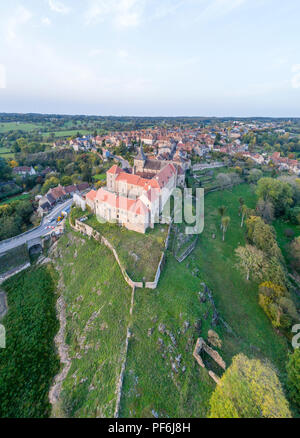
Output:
left=0, top=198, right=74, bottom=255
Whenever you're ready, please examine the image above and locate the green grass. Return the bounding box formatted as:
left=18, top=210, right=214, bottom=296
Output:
left=86, top=215, right=168, bottom=282
left=92, top=173, right=106, bottom=182
left=0, top=147, right=12, bottom=154
left=273, top=218, right=300, bottom=268
left=0, top=265, right=59, bottom=418
left=0, top=245, right=29, bottom=275
left=0, top=152, right=15, bottom=159
left=0, top=193, right=30, bottom=205
left=41, top=129, right=92, bottom=139
left=120, top=256, right=216, bottom=418
left=193, top=184, right=289, bottom=370
left=0, top=122, right=43, bottom=133
left=53, top=229, right=132, bottom=418
left=120, top=183, right=291, bottom=418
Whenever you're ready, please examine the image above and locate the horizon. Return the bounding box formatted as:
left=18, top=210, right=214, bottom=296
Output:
left=1, top=111, right=300, bottom=120
left=1, top=0, right=300, bottom=116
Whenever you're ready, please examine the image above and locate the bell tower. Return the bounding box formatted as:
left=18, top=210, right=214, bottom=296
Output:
left=134, top=143, right=146, bottom=174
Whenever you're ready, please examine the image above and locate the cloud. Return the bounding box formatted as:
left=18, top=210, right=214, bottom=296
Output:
left=291, top=64, right=300, bottom=89
left=5, top=6, right=32, bottom=43
left=117, top=49, right=129, bottom=58
left=48, top=0, right=70, bottom=14
left=41, top=17, right=52, bottom=26
left=88, top=48, right=105, bottom=57
left=196, top=0, right=246, bottom=21
left=153, top=0, right=184, bottom=20
left=85, top=0, right=145, bottom=28
left=0, top=65, right=6, bottom=89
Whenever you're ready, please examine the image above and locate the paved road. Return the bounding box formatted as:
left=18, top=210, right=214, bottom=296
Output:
left=0, top=199, right=73, bottom=255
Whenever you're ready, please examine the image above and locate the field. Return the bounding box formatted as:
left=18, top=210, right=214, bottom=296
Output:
left=0, top=244, right=29, bottom=275
left=0, top=265, right=59, bottom=418
left=41, top=129, right=93, bottom=139
left=0, top=121, right=93, bottom=139
left=0, top=122, right=43, bottom=133
left=52, top=229, right=132, bottom=417
left=0, top=193, right=30, bottom=206
left=86, top=215, right=169, bottom=282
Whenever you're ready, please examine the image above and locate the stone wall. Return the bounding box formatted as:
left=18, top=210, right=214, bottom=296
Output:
left=193, top=337, right=226, bottom=385
left=0, top=262, right=31, bottom=285
left=73, top=220, right=143, bottom=289
left=145, top=221, right=172, bottom=289
left=73, top=218, right=172, bottom=291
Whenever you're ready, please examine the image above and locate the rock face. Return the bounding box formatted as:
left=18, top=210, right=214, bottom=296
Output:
left=208, top=329, right=222, bottom=349
left=193, top=337, right=226, bottom=384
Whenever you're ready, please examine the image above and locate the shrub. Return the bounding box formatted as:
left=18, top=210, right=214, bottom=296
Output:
left=209, top=354, right=291, bottom=418
left=286, top=349, right=300, bottom=408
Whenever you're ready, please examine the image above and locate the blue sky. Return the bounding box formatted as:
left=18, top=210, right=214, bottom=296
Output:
left=0, top=0, right=299, bottom=116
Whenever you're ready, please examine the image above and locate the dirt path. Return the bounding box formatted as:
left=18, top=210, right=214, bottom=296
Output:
left=48, top=294, right=72, bottom=410
left=114, top=286, right=135, bottom=418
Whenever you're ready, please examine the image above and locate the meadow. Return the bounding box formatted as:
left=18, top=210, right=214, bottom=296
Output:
left=53, top=229, right=132, bottom=417
left=86, top=215, right=169, bottom=282
left=120, top=183, right=291, bottom=417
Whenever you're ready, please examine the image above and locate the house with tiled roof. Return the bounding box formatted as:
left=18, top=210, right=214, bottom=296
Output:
left=84, top=145, right=178, bottom=233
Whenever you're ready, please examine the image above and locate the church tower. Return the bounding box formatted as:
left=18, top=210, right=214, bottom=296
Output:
left=134, top=143, right=146, bottom=174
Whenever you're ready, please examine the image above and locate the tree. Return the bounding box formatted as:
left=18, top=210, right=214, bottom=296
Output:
left=246, top=216, right=282, bottom=260
left=258, top=282, right=297, bottom=329
left=256, top=199, right=275, bottom=223
left=60, top=175, right=72, bottom=186
left=290, top=236, right=300, bottom=273
left=286, top=349, right=300, bottom=409
left=248, top=168, right=263, bottom=184
left=238, top=197, right=244, bottom=216
left=0, top=157, right=12, bottom=180
left=241, top=204, right=248, bottom=227
left=217, top=173, right=231, bottom=190
left=256, top=177, right=293, bottom=216
left=41, top=176, right=59, bottom=195
left=235, top=244, right=266, bottom=281
left=209, top=354, right=291, bottom=418
left=218, top=205, right=227, bottom=229
left=221, top=216, right=230, bottom=241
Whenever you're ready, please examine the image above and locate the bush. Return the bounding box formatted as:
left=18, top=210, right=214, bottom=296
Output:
left=258, top=282, right=298, bottom=329
left=286, top=349, right=300, bottom=408
left=209, top=354, right=291, bottom=418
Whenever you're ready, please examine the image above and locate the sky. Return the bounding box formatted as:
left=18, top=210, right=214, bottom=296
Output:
left=0, top=0, right=299, bottom=117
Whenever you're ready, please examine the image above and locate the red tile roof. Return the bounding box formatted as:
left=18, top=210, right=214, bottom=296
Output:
left=107, top=165, right=122, bottom=175
left=95, top=188, right=149, bottom=216
left=86, top=190, right=97, bottom=201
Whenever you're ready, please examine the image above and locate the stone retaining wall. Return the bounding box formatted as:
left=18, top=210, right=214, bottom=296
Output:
left=72, top=219, right=172, bottom=290
left=0, top=262, right=31, bottom=285
left=72, top=220, right=143, bottom=289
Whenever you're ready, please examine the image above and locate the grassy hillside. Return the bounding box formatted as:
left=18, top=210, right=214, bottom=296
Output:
left=0, top=265, right=59, bottom=418
left=120, top=183, right=291, bottom=418
left=86, top=215, right=169, bottom=283
left=52, top=229, right=132, bottom=417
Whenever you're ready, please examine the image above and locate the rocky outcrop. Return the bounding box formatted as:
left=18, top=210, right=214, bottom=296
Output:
left=49, top=295, right=71, bottom=407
